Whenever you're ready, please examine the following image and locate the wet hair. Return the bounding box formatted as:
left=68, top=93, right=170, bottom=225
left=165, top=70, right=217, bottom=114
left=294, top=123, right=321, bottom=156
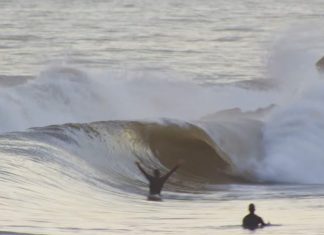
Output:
left=249, top=203, right=255, bottom=213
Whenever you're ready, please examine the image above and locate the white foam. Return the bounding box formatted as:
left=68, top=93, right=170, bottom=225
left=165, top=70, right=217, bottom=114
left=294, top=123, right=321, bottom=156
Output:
left=0, top=65, right=277, bottom=133
left=256, top=25, right=324, bottom=183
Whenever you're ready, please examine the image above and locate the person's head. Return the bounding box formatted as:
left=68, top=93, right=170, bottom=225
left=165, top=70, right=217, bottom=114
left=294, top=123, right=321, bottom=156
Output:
left=248, top=203, right=255, bottom=214
left=153, top=169, right=160, bottom=177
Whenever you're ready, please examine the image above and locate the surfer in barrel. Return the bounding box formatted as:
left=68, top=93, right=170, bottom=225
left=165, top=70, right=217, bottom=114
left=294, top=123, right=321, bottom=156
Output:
left=135, top=160, right=183, bottom=201
left=242, top=203, right=269, bottom=230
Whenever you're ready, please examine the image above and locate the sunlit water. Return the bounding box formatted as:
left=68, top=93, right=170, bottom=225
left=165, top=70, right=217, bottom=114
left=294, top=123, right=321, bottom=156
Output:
left=1, top=0, right=324, bottom=234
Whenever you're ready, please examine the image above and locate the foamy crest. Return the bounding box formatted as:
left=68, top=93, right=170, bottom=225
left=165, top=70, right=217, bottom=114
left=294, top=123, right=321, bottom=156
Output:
left=0, top=65, right=276, bottom=133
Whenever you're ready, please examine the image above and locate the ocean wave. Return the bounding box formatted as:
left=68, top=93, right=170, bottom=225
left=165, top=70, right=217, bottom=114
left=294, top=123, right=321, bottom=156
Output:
left=0, top=118, right=259, bottom=198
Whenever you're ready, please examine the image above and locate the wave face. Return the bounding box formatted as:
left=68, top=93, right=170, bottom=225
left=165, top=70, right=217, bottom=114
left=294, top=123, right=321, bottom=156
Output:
left=0, top=117, right=265, bottom=200
left=26, top=120, right=261, bottom=184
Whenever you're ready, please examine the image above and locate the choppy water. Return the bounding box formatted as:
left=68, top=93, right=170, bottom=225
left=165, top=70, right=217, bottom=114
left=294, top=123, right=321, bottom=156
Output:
left=1, top=0, right=324, bottom=234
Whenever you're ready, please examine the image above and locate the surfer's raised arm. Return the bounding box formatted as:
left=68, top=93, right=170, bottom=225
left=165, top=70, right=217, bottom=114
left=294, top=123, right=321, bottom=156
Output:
left=135, top=160, right=184, bottom=201
left=162, top=160, right=184, bottom=181
left=135, top=162, right=152, bottom=180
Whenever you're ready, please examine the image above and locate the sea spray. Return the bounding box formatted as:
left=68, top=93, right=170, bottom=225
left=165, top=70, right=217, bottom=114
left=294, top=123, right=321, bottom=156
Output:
left=259, top=81, right=324, bottom=183
left=257, top=25, right=324, bottom=183
left=0, top=65, right=277, bottom=133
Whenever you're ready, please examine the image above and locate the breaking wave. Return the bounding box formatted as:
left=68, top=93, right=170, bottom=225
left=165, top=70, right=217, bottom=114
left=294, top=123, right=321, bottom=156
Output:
left=2, top=25, right=324, bottom=196
left=0, top=117, right=263, bottom=196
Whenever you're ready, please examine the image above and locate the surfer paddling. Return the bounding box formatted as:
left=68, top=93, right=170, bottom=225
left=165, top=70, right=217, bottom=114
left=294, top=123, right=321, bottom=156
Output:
left=135, top=160, right=183, bottom=201
left=242, top=203, right=269, bottom=230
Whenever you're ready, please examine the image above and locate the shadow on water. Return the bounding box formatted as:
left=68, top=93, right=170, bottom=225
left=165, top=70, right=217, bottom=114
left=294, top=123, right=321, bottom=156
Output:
left=0, top=231, right=43, bottom=235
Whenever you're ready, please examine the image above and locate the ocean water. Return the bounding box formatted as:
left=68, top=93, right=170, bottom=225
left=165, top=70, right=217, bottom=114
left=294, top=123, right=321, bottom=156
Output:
left=1, top=0, right=324, bottom=234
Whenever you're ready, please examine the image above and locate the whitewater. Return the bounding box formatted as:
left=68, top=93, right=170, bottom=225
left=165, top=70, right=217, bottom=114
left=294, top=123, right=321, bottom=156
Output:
left=1, top=0, right=324, bottom=234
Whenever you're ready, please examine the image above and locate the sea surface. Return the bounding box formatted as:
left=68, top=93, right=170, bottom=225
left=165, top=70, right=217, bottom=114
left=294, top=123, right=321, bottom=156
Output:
left=1, top=0, right=324, bottom=234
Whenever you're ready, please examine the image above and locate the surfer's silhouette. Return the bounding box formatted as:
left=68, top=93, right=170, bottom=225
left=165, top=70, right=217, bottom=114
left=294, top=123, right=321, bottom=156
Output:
left=135, top=160, right=183, bottom=201
left=242, top=203, right=268, bottom=230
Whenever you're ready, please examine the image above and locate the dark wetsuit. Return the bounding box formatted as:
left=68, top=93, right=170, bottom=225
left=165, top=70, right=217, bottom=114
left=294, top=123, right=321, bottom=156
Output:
left=136, top=163, right=180, bottom=195
left=242, top=213, right=266, bottom=230
left=146, top=175, right=170, bottom=195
